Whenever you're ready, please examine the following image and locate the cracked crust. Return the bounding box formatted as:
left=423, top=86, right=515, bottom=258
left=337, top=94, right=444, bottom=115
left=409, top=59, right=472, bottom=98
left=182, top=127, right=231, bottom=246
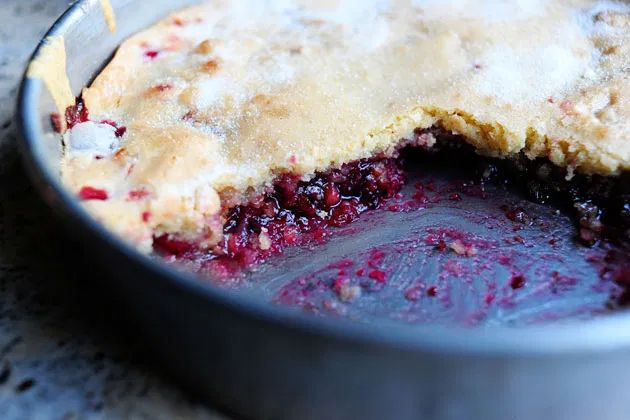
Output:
left=61, top=0, right=630, bottom=251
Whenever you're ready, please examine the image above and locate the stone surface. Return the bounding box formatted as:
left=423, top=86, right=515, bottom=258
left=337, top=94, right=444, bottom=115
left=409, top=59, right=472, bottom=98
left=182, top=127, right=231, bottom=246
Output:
left=0, top=1, right=224, bottom=418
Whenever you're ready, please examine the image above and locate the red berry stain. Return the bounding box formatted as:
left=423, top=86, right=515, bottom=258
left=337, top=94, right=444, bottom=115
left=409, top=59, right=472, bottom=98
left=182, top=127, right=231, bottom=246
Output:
left=144, top=50, right=160, bottom=59
left=426, top=286, right=438, bottom=297
left=442, top=260, right=464, bottom=277
left=115, top=126, right=127, bottom=137
left=404, top=283, right=424, bottom=301
left=65, top=99, right=89, bottom=129
left=153, top=83, right=173, bottom=92
left=412, top=191, right=427, bottom=202
left=328, top=259, right=354, bottom=269
left=368, top=270, right=387, bottom=284
left=367, top=249, right=386, bottom=268
left=128, top=189, right=149, bottom=200
left=153, top=235, right=195, bottom=256
left=550, top=271, right=578, bottom=293
left=513, top=235, right=525, bottom=244
left=78, top=186, right=108, bottom=201
left=101, top=119, right=127, bottom=137
left=510, top=274, right=526, bottom=290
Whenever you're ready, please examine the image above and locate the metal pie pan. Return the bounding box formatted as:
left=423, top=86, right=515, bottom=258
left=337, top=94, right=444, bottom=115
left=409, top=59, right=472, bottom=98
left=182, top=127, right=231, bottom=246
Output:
left=16, top=1, right=630, bottom=419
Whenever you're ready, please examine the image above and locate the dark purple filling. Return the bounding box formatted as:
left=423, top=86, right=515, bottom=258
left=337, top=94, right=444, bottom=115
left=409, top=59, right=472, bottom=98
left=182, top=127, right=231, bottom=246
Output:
left=154, top=155, right=406, bottom=268
left=417, top=129, right=629, bottom=246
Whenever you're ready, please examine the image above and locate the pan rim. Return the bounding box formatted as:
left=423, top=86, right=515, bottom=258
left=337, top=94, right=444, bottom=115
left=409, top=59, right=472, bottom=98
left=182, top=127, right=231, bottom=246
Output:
left=16, top=0, right=630, bottom=358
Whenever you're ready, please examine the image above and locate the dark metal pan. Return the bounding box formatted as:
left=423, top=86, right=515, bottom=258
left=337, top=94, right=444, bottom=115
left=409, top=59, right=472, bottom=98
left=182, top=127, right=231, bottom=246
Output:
left=16, top=1, right=630, bottom=419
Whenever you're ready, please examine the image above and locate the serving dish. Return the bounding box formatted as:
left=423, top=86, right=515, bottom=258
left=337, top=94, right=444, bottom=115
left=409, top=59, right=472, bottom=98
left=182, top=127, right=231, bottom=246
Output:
left=17, top=1, right=630, bottom=419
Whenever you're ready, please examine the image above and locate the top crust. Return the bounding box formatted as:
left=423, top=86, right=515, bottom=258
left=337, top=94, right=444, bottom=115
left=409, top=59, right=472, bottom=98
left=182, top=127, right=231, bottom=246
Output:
left=62, top=0, right=630, bottom=251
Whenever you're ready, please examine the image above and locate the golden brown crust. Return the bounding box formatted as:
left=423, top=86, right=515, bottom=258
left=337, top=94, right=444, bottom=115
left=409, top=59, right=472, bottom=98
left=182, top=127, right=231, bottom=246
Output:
left=99, top=0, right=117, bottom=33
left=62, top=0, right=630, bottom=251
left=27, top=36, right=75, bottom=128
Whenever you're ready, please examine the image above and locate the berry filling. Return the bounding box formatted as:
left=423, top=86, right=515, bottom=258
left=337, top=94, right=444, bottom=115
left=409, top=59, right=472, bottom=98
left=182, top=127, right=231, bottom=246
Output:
left=154, top=156, right=406, bottom=267
left=65, top=98, right=89, bottom=129
left=423, top=134, right=630, bottom=245
left=51, top=98, right=89, bottom=133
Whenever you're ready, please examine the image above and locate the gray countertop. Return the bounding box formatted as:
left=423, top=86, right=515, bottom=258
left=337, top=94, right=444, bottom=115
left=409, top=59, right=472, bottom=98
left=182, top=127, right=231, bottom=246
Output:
left=0, top=1, right=223, bottom=418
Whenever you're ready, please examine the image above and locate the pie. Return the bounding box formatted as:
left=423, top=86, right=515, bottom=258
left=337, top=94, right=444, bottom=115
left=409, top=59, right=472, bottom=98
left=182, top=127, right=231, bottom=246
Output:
left=55, top=0, right=629, bottom=264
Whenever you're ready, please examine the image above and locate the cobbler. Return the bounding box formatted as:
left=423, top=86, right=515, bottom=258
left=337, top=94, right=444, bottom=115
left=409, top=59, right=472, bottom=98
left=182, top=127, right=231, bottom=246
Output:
left=30, top=0, right=629, bottom=268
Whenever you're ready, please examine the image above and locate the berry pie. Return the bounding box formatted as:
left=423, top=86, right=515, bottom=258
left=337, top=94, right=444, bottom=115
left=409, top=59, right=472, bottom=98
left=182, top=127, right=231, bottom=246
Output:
left=54, top=0, right=628, bottom=264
